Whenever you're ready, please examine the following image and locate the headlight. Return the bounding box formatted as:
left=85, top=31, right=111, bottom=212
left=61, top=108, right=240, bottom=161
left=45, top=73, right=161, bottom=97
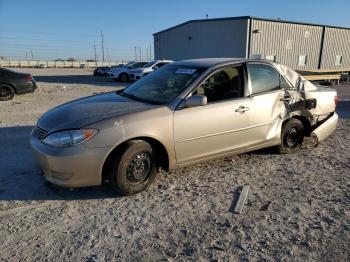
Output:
left=42, top=129, right=98, bottom=147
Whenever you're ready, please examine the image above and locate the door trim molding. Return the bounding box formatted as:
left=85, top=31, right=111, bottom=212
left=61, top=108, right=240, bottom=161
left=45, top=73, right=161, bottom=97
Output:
left=176, top=120, right=272, bottom=143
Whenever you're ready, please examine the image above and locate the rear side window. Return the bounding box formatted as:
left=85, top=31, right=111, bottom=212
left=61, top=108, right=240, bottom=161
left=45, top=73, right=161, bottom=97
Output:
left=247, top=64, right=280, bottom=95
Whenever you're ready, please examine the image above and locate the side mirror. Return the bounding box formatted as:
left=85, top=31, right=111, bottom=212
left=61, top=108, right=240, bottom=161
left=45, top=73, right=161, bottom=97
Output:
left=184, top=95, right=207, bottom=107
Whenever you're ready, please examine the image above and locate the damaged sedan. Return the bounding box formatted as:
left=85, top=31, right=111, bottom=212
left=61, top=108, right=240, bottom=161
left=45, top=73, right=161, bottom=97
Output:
left=30, top=58, right=338, bottom=195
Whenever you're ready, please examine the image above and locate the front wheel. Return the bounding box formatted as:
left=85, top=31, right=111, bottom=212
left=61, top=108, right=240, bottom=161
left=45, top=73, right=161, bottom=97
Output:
left=108, top=140, right=158, bottom=195
left=0, top=84, right=15, bottom=101
left=119, top=73, right=129, bottom=82
left=278, top=118, right=304, bottom=154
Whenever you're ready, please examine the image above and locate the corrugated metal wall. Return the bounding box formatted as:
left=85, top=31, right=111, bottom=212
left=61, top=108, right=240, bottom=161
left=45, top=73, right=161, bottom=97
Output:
left=154, top=17, right=350, bottom=70
left=250, top=20, right=323, bottom=70
left=320, top=27, right=350, bottom=69
left=154, top=19, right=248, bottom=60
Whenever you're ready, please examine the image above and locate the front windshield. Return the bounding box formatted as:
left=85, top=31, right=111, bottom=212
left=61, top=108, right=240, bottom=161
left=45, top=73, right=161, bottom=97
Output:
left=122, top=65, right=206, bottom=104
left=122, top=61, right=134, bottom=68
left=130, top=62, right=147, bottom=69
left=142, top=61, right=157, bottom=68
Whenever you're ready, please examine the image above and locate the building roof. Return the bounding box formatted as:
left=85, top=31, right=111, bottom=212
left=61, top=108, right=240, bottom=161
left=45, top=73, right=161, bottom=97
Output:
left=173, top=58, right=276, bottom=67
left=173, top=58, right=242, bottom=67
left=153, top=16, right=350, bottom=35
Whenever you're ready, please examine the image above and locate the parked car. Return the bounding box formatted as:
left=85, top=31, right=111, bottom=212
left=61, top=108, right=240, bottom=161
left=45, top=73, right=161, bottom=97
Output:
left=35, top=64, right=47, bottom=68
left=129, top=60, right=173, bottom=80
left=0, top=68, right=37, bottom=101
left=108, top=61, right=149, bottom=82
left=30, top=58, right=338, bottom=195
left=93, top=67, right=110, bottom=76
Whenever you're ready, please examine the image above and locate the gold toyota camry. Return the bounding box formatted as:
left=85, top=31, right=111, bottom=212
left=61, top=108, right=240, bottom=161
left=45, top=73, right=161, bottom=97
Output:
left=30, top=58, right=338, bottom=195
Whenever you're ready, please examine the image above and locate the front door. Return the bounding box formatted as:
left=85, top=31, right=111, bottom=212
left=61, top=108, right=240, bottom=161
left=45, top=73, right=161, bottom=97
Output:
left=173, top=65, right=255, bottom=164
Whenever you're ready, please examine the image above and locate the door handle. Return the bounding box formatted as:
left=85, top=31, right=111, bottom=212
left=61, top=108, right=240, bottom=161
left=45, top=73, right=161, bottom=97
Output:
left=235, top=106, right=249, bottom=113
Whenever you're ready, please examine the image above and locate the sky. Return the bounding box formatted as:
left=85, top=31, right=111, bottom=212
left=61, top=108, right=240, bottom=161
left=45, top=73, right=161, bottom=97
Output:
left=0, top=0, right=349, bottom=62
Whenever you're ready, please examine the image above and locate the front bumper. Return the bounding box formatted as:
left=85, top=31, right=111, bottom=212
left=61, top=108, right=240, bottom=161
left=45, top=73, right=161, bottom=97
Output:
left=130, top=73, right=142, bottom=81
left=30, top=132, right=111, bottom=188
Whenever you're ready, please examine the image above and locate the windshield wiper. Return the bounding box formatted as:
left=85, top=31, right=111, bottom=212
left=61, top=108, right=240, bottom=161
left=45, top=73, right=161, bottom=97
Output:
left=117, top=90, right=162, bottom=105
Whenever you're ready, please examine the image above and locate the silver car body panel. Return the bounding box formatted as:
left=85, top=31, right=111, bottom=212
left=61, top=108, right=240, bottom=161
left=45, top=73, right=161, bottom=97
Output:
left=30, top=58, right=338, bottom=188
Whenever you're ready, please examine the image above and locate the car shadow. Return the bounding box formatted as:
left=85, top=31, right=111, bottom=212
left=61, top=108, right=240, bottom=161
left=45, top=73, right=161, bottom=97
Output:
left=0, top=126, right=121, bottom=201
left=34, top=75, right=130, bottom=87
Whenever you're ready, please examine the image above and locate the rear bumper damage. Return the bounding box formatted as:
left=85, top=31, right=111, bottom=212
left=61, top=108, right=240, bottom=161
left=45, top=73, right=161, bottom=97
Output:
left=311, top=112, right=338, bottom=144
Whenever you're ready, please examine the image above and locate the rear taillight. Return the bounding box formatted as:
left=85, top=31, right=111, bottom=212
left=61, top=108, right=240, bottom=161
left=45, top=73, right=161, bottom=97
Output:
left=334, top=95, right=339, bottom=106
left=24, top=75, right=33, bottom=81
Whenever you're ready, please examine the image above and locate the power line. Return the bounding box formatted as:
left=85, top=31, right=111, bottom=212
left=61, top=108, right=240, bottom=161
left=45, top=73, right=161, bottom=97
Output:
left=0, top=42, right=133, bottom=52
left=0, top=29, right=99, bottom=38
left=0, top=36, right=96, bottom=43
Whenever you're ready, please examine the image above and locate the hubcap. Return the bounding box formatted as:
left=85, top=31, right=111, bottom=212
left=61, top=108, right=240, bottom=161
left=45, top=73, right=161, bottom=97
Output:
left=286, top=128, right=299, bottom=148
left=126, top=152, right=152, bottom=184
left=0, top=86, right=13, bottom=98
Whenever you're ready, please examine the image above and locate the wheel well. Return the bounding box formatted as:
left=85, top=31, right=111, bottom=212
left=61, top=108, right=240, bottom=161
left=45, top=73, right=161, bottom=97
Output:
left=283, top=116, right=312, bottom=136
left=0, top=83, right=17, bottom=94
left=101, top=137, right=169, bottom=182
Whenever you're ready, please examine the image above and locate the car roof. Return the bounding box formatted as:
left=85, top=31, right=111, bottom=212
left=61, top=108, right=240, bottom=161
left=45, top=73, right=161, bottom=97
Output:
left=173, top=58, right=275, bottom=67
left=0, top=67, right=18, bottom=74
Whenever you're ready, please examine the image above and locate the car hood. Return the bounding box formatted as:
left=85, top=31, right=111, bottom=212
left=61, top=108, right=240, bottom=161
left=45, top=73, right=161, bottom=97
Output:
left=37, top=92, right=157, bottom=133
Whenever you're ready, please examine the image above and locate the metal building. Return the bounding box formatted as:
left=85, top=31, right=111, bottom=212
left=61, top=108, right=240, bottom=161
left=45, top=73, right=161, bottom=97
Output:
left=153, top=16, right=350, bottom=70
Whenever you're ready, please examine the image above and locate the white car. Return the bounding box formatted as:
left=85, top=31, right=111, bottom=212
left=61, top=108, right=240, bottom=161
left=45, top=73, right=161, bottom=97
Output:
left=129, top=60, right=173, bottom=81
left=108, top=61, right=149, bottom=82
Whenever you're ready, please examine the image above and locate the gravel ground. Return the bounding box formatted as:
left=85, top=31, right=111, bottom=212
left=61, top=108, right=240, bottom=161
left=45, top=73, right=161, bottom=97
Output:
left=0, top=68, right=349, bottom=261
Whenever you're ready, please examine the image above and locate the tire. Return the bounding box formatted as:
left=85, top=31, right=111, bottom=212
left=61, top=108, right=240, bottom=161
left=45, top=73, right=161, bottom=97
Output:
left=0, top=84, right=15, bottom=101
left=119, top=73, right=129, bottom=82
left=108, top=140, right=158, bottom=195
left=278, top=118, right=304, bottom=154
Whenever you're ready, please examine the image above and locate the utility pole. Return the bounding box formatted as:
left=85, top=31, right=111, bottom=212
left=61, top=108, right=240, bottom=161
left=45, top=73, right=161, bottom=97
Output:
left=134, top=46, right=137, bottom=60
left=106, top=48, right=109, bottom=63
left=146, top=47, right=148, bottom=61
left=94, top=44, right=97, bottom=66
left=139, top=47, right=141, bottom=61
left=101, top=31, right=105, bottom=62
left=31, top=50, right=33, bottom=60
left=149, top=44, right=152, bottom=60
left=26, top=51, right=28, bottom=60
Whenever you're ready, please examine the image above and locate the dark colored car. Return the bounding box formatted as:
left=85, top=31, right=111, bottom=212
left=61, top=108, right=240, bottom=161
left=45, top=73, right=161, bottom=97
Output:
left=93, top=67, right=110, bottom=76
left=0, top=68, right=37, bottom=101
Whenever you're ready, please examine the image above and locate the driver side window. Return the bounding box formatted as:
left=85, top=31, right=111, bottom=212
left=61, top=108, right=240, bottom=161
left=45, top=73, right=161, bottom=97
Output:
left=193, top=66, right=244, bottom=103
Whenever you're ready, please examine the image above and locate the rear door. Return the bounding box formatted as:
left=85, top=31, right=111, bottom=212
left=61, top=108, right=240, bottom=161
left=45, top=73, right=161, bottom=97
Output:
left=245, top=62, right=285, bottom=143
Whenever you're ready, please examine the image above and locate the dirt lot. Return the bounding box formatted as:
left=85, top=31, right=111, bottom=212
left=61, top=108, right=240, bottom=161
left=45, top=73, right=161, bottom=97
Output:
left=0, top=68, right=349, bottom=261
